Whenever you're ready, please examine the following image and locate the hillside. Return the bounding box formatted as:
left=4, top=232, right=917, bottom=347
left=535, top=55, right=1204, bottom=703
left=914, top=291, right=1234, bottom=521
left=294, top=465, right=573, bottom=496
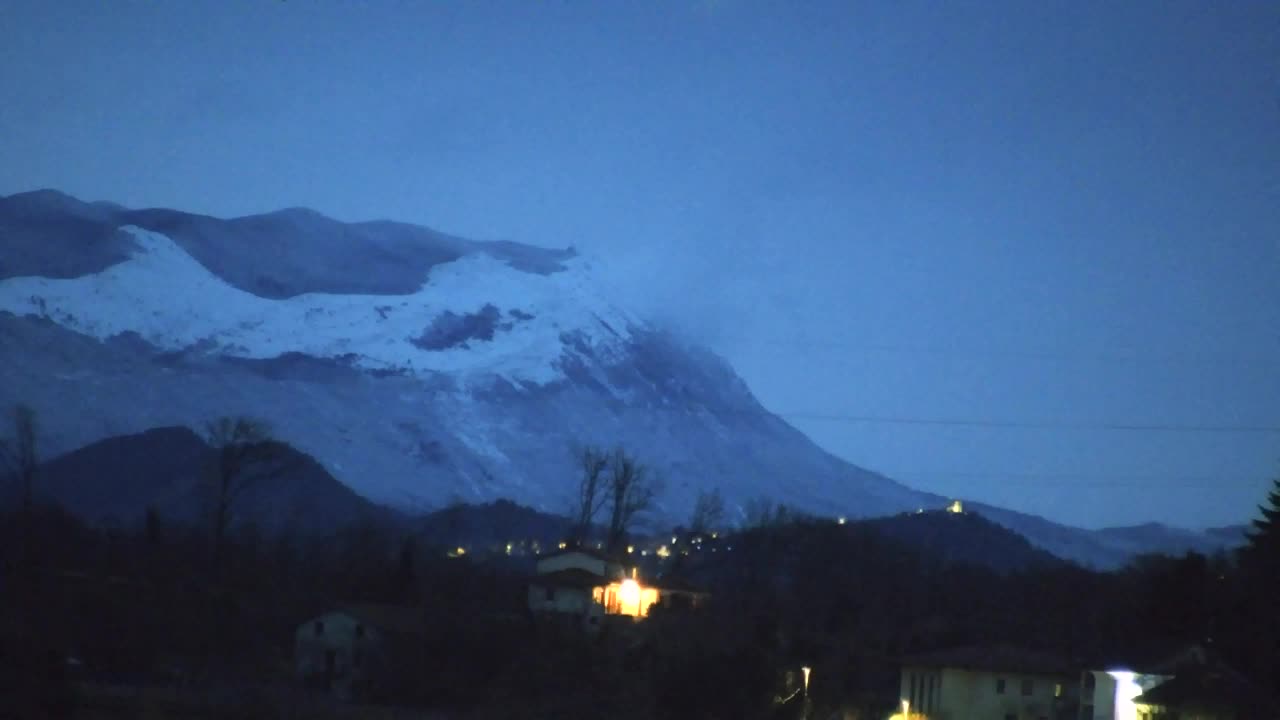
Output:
left=20, top=425, right=399, bottom=535
left=0, top=189, right=1246, bottom=569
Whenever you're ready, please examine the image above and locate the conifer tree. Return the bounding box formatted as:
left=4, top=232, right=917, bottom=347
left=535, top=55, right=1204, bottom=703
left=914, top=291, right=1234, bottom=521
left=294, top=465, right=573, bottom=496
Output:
left=1241, top=474, right=1279, bottom=574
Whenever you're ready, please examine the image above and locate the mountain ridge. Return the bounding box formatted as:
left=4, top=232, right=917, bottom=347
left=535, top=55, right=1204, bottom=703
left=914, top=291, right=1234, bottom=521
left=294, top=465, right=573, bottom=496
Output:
left=0, top=189, right=1246, bottom=568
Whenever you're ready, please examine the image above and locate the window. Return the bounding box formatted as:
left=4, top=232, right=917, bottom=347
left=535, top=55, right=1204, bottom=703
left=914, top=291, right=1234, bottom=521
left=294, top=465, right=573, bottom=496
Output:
left=314, top=621, right=324, bottom=636
left=1054, top=683, right=1062, bottom=698
left=996, top=678, right=1007, bottom=694
left=1021, top=678, right=1033, bottom=696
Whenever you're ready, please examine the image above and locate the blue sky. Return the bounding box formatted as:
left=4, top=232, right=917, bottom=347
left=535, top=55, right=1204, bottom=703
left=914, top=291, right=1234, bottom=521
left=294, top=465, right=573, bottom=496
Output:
left=2, top=0, right=1277, bottom=528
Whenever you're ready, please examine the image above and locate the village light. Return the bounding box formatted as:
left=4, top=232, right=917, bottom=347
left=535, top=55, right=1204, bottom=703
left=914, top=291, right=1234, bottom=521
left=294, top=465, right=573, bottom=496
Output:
left=901, top=699, right=910, bottom=720
left=619, top=578, right=641, bottom=615
left=1107, top=670, right=1142, bottom=720
left=558, top=541, right=567, bottom=550
left=626, top=545, right=634, bottom=554
left=801, top=666, right=811, bottom=696
left=838, top=516, right=846, bottom=525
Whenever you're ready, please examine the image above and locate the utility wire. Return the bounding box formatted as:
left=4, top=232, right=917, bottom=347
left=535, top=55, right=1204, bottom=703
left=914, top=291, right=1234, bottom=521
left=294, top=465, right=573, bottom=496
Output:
left=706, top=333, right=1277, bottom=365
left=766, top=410, right=1280, bottom=434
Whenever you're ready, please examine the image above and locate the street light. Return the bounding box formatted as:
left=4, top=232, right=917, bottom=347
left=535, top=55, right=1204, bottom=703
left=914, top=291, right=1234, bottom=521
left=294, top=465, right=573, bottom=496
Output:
left=901, top=698, right=910, bottom=719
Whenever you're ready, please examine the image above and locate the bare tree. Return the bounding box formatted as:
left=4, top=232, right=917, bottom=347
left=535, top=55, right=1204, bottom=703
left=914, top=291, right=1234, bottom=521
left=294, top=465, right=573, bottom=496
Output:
left=0, top=404, right=38, bottom=573
left=604, top=447, right=660, bottom=554
left=689, top=488, right=725, bottom=534
left=743, top=496, right=793, bottom=529
left=0, top=404, right=38, bottom=510
left=570, top=446, right=610, bottom=546
left=203, top=416, right=281, bottom=570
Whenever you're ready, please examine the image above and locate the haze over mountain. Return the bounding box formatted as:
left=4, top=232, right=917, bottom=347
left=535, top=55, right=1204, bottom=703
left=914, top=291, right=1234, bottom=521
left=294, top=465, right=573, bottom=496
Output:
left=0, top=189, right=1246, bottom=568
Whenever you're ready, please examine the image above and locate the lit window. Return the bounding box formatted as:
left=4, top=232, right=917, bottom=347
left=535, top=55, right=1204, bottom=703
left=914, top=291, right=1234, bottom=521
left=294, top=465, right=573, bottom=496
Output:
left=1054, top=683, right=1063, bottom=698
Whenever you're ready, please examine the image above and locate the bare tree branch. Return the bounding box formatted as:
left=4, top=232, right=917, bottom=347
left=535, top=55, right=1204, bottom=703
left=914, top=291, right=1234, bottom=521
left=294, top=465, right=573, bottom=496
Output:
left=2, top=404, right=39, bottom=576
left=604, top=447, right=660, bottom=554
left=0, top=405, right=39, bottom=509
left=203, top=416, right=280, bottom=570
left=570, top=445, right=610, bottom=545
left=689, top=488, right=725, bottom=534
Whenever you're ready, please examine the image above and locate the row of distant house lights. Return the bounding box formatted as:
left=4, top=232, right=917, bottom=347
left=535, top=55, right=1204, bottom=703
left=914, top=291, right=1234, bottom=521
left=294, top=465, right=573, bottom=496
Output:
left=448, top=502, right=964, bottom=558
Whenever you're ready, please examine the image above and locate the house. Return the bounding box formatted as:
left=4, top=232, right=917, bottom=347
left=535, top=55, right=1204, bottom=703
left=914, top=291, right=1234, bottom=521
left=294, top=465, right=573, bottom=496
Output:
left=294, top=604, right=429, bottom=701
left=527, top=546, right=708, bottom=629
left=1131, top=656, right=1276, bottom=720
left=897, top=645, right=1081, bottom=720
left=899, top=643, right=1274, bottom=720
left=1079, top=668, right=1173, bottom=720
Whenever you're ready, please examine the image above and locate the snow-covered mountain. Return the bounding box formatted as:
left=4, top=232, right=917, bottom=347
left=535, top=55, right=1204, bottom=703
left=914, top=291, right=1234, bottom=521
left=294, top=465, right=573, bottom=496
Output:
left=0, top=189, right=1243, bottom=567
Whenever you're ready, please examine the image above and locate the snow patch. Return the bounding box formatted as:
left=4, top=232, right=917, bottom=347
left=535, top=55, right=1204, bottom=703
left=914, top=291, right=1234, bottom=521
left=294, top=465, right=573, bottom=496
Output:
left=0, top=226, right=639, bottom=386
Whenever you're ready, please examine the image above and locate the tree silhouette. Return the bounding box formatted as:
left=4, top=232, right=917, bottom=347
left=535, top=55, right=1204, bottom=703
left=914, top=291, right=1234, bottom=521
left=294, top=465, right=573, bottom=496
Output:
left=203, top=416, right=281, bottom=572
left=0, top=404, right=39, bottom=575
left=689, top=488, right=725, bottom=534
left=1241, top=473, right=1279, bottom=576
left=604, top=447, right=659, bottom=554
left=570, top=446, right=610, bottom=546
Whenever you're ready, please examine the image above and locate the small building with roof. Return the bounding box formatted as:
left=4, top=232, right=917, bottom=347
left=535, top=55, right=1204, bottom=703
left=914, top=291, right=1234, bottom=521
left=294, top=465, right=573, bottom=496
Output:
left=1131, top=651, right=1276, bottom=720
left=527, top=546, right=708, bottom=630
left=897, top=645, right=1082, bottom=720
left=294, top=604, right=429, bottom=700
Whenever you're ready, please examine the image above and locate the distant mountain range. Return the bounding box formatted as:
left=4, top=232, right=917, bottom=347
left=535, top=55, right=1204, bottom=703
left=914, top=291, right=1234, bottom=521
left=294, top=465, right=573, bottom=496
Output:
left=0, top=189, right=1247, bottom=569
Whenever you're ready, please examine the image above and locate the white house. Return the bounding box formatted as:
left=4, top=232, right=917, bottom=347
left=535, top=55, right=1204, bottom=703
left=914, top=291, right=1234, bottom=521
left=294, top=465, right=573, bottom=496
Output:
left=294, top=604, right=428, bottom=700
left=527, top=547, right=707, bottom=629
left=897, top=646, right=1081, bottom=720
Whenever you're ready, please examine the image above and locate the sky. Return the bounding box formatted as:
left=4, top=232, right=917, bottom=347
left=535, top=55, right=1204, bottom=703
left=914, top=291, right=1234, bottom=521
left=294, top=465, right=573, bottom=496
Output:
left=1, top=0, right=1277, bottom=529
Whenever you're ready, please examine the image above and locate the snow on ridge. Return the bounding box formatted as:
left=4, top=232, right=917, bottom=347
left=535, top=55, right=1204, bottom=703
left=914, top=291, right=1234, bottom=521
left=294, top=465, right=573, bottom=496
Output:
left=0, top=226, right=639, bottom=386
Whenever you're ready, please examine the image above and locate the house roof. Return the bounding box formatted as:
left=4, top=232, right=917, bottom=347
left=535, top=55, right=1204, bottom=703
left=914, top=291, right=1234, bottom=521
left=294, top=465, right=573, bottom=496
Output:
left=1136, top=665, right=1276, bottom=713
left=531, top=568, right=606, bottom=589
left=901, top=645, right=1077, bottom=676
left=340, top=604, right=429, bottom=636
left=539, top=546, right=615, bottom=563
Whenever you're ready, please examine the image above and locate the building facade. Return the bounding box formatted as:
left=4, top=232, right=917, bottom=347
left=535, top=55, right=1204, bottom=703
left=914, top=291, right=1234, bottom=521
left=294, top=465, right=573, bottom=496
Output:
left=899, top=647, right=1080, bottom=720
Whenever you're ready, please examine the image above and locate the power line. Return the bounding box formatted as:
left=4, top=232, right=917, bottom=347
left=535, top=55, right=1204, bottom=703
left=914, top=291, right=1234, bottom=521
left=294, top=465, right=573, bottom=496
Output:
left=762, top=410, right=1280, bottom=435
left=706, top=333, right=1277, bottom=366
left=885, top=470, right=1265, bottom=488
